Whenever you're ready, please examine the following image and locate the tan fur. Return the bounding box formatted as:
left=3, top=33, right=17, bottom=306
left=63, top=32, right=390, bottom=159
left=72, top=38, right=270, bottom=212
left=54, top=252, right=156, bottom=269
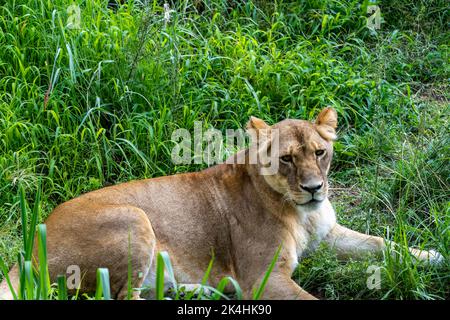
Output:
left=0, top=108, right=443, bottom=300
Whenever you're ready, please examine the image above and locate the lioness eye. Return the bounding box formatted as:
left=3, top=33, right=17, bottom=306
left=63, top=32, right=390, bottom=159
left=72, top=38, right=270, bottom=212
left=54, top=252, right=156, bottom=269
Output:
left=315, top=149, right=325, bottom=157
left=280, top=155, right=293, bottom=163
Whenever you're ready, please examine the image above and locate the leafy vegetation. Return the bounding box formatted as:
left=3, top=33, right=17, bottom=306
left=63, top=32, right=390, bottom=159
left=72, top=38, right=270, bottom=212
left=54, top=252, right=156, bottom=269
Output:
left=0, top=0, right=448, bottom=299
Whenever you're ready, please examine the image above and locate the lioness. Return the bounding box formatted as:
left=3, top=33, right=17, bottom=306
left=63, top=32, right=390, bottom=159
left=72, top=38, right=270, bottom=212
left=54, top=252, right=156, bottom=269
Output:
left=0, top=107, right=442, bottom=300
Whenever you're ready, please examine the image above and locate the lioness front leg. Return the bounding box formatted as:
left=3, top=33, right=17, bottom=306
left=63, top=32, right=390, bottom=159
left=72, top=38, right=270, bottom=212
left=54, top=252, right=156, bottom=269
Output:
left=251, top=270, right=317, bottom=300
left=324, top=224, right=443, bottom=264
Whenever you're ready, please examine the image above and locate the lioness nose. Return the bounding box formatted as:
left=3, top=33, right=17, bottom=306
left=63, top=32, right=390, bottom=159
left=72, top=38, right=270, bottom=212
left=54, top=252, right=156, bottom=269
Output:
left=300, top=182, right=323, bottom=194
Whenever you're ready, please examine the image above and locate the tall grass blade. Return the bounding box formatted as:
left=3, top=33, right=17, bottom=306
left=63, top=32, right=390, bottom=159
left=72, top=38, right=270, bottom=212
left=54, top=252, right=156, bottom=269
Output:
left=0, top=256, right=18, bottom=300
left=126, top=230, right=132, bottom=300
left=37, top=224, right=50, bottom=299
left=155, top=251, right=177, bottom=300
left=212, top=276, right=243, bottom=300
left=18, top=253, right=25, bottom=300
left=57, top=275, right=68, bottom=300
left=95, top=268, right=111, bottom=300
left=23, top=261, right=34, bottom=300
left=252, top=245, right=281, bottom=300
left=195, top=253, right=215, bottom=300
left=155, top=252, right=165, bottom=300
left=25, top=179, right=41, bottom=260
left=19, top=185, right=28, bottom=255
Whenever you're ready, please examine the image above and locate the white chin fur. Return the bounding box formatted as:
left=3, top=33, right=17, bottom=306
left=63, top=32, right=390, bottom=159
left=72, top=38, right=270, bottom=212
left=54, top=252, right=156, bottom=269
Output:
left=295, top=194, right=326, bottom=205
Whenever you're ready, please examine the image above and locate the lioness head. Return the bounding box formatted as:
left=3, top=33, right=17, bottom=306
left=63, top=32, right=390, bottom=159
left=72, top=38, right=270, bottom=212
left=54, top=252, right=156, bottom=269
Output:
left=247, top=107, right=338, bottom=206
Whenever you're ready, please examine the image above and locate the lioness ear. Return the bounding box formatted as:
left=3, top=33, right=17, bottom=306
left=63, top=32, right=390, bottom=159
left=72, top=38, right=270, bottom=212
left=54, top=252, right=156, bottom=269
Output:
left=246, top=116, right=269, bottom=131
left=316, top=107, right=337, bottom=128
left=315, top=107, right=338, bottom=141
left=246, top=116, right=273, bottom=169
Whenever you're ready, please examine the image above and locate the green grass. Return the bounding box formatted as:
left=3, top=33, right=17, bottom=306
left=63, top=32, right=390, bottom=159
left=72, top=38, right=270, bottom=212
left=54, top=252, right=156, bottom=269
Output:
left=0, top=0, right=448, bottom=299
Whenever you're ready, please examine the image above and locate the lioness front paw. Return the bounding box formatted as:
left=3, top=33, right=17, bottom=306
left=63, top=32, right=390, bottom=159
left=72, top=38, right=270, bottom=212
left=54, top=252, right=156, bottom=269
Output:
left=409, top=247, right=445, bottom=265
left=426, top=250, right=444, bottom=265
